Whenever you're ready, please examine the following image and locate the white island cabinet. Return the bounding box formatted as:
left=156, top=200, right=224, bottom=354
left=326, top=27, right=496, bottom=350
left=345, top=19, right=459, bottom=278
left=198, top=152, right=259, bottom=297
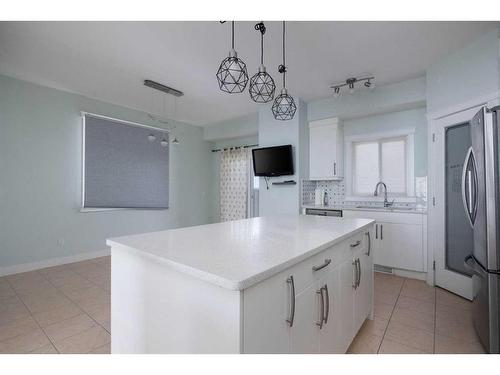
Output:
left=107, top=215, right=374, bottom=354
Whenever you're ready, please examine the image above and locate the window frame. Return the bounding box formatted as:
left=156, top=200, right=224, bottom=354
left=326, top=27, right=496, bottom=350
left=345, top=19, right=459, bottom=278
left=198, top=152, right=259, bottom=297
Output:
left=345, top=129, right=415, bottom=201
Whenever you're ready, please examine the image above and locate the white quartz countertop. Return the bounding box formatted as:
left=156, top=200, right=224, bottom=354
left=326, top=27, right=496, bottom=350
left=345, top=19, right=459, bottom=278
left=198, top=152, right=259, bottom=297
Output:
left=107, top=215, right=374, bottom=291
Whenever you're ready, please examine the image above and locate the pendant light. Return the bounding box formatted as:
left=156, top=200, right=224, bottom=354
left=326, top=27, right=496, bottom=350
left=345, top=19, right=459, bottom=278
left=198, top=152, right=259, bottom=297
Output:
left=272, top=21, right=296, bottom=121
left=216, top=21, right=249, bottom=94
left=249, top=22, right=275, bottom=103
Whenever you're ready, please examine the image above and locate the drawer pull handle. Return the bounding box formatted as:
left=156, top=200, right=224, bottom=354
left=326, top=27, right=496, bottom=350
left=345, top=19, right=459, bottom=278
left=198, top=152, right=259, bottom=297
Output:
left=322, top=284, right=329, bottom=324
left=350, top=240, right=361, bottom=248
left=365, top=231, right=371, bottom=256
left=312, top=258, right=331, bottom=272
left=352, top=260, right=358, bottom=289
left=316, top=288, right=324, bottom=329
left=286, top=276, right=295, bottom=327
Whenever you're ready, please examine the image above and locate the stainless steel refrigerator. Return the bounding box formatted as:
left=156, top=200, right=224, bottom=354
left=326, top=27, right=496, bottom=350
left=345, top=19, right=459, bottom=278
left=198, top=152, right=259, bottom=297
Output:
left=463, top=106, right=500, bottom=354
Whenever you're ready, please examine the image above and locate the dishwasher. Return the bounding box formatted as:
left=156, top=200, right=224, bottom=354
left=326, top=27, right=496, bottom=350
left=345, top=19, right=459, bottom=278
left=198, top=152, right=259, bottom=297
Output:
left=305, top=208, right=343, bottom=217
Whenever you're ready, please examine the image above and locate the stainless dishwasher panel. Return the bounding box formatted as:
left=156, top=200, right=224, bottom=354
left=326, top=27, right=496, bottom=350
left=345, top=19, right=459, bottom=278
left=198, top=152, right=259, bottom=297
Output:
left=305, top=208, right=343, bottom=217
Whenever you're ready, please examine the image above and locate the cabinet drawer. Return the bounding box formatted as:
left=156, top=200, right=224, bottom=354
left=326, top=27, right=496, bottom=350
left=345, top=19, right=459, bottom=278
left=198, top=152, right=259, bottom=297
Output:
left=286, top=231, right=366, bottom=294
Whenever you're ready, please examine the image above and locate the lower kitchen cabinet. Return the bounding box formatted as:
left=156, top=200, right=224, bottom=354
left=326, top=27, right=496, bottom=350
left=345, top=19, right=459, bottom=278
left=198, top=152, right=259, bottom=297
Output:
left=243, top=227, right=374, bottom=354
left=343, top=210, right=426, bottom=273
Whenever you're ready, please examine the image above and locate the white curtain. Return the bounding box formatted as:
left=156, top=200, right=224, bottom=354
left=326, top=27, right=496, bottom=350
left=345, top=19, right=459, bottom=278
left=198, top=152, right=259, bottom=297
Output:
left=219, top=147, right=252, bottom=222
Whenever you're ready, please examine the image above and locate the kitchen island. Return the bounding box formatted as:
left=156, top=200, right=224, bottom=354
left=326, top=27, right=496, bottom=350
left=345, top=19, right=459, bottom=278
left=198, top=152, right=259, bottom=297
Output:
left=107, top=215, right=375, bottom=353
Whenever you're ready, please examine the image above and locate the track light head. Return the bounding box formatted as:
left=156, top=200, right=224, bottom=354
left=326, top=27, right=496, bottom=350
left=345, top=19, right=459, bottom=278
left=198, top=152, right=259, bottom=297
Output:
left=333, top=86, right=340, bottom=99
left=364, top=80, right=371, bottom=88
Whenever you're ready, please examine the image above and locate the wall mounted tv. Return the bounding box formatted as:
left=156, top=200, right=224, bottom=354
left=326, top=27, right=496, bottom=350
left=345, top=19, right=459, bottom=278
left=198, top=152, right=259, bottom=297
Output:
left=252, top=145, right=294, bottom=177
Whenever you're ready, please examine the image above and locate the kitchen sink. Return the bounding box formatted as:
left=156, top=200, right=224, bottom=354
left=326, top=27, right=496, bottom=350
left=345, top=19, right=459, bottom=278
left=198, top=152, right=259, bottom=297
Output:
left=355, top=205, right=415, bottom=211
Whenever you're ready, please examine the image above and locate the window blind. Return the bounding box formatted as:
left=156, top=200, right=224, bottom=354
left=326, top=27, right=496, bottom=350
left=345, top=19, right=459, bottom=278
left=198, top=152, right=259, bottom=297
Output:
left=83, top=114, right=169, bottom=209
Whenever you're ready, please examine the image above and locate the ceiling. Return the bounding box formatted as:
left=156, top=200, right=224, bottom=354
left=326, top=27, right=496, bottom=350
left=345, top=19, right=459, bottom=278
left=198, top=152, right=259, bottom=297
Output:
left=0, top=21, right=497, bottom=126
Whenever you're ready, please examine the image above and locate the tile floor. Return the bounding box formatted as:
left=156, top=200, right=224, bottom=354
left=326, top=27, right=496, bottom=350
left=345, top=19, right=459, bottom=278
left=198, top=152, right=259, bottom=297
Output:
left=0, top=257, right=486, bottom=354
left=0, top=257, right=111, bottom=354
left=348, top=272, right=486, bottom=354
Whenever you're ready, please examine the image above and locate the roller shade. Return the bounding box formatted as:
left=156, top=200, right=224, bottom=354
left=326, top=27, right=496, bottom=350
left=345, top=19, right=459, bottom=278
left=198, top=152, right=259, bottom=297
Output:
left=83, top=114, right=169, bottom=209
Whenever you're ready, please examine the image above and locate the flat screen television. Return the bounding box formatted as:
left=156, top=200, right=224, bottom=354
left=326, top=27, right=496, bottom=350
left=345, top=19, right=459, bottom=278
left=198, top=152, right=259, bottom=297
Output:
left=252, top=145, right=294, bottom=177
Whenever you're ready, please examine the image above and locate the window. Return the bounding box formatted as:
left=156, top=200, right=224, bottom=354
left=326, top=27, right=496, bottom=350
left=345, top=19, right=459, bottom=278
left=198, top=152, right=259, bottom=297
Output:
left=349, top=133, right=414, bottom=197
left=82, top=113, right=169, bottom=209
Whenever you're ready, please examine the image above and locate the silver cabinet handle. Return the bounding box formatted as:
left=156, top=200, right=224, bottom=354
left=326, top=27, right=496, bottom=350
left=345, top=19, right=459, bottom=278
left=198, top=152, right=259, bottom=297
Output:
left=350, top=240, right=361, bottom=248
left=375, top=224, right=378, bottom=239
left=316, top=288, right=324, bottom=329
left=352, top=260, right=358, bottom=289
left=380, top=224, right=383, bottom=240
left=322, top=284, right=329, bottom=324
left=286, top=276, right=295, bottom=327
left=357, top=259, right=362, bottom=287
left=334, top=162, right=337, bottom=176
left=365, top=231, right=371, bottom=256
left=312, top=258, right=331, bottom=272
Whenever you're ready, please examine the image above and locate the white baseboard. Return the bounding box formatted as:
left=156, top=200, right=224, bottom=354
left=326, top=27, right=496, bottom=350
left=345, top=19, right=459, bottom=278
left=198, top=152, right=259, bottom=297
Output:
left=0, top=249, right=110, bottom=277
left=393, top=268, right=427, bottom=282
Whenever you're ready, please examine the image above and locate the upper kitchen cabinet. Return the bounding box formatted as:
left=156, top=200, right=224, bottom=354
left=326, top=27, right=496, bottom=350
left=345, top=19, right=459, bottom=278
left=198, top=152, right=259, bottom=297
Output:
left=309, top=118, right=344, bottom=180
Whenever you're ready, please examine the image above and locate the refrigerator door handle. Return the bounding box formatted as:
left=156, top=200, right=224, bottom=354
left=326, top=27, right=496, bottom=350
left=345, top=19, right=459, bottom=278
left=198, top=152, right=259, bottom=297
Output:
left=461, top=147, right=475, bottom=227
left=464, top=254, right=484, bottom=278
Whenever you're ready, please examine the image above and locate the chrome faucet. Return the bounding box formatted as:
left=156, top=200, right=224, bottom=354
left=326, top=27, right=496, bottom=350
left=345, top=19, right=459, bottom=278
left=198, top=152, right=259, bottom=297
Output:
left=374, top=181, right=394, bottom=208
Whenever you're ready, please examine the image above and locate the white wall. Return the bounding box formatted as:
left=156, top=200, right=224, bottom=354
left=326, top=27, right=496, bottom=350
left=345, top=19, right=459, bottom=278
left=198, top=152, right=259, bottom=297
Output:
left=203, top=113, right=258, bottom=141
left=426, top=28, right=500, bottom=117
left=258, top=99, right=308, bottom=216
left=0, top=75, right=216, bottom=271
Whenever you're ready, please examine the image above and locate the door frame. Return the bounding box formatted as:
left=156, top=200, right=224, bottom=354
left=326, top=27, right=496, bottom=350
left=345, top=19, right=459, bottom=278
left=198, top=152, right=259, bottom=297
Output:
left=430, top=106, right=484, bottom=299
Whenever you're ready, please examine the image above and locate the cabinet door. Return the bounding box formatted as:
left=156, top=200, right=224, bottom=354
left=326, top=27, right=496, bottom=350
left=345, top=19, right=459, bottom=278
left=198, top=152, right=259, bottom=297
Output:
left=243, top=272, right=291, bottom=353
left=337, top=257, right=356, bottom=352
left=318, top=266, right=343, bottom=353
left=377, top=222, right=424, bottom=271
left=353, top=244, right=373, bottom=332
left=289, top=283, right=321, bottom=354
left=309, top=120, right=342, bottom=180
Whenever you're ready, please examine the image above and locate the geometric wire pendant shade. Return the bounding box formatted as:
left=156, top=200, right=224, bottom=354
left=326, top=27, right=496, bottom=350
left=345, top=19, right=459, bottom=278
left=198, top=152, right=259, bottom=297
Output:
left=272, top=88, right=296, bottom=120
left=249, top=22, right=275, bottom=103
left=216, top=21, right=248, bottom=94
left=272, top=21, right=296, bottom=121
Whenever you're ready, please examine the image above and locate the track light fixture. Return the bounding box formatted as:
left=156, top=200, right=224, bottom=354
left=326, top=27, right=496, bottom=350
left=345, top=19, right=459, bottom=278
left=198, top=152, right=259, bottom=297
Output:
left=330, top=76, right=375, bottom=98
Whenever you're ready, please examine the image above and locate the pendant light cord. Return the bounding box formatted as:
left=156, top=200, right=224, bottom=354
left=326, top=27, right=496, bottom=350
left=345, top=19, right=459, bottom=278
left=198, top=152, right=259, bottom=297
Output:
left=261, top=31, right=264, bottom=65
left=231, top=21, right=235, bottom=50
left=282, top=21, right=286, bottom=88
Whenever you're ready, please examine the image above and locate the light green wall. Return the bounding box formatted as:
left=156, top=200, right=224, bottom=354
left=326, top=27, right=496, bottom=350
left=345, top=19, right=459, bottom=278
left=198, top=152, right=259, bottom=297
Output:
left=426, top=28, right=500, bottom=115
left=203, top=113, right=258, bottom=141
left=343, top=107, right=428, bottom=177
left=0, top=75, right=216, bottom=268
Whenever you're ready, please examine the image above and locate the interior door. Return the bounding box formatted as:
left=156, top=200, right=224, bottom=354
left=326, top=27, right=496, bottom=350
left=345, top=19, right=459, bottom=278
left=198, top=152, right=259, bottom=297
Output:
left=289, top=283, right=320, bottom=354
left=432, top=107, right=480, bottom=300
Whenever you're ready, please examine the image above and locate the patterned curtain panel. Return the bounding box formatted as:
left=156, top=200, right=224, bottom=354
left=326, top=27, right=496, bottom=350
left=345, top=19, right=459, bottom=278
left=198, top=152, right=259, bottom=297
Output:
left=219, top=148, right=251, bottom=222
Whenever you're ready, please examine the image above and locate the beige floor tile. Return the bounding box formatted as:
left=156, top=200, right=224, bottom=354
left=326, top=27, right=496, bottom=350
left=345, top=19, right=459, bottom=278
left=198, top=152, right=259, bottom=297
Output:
left=435, top=333, right=486, bottom=354
left=38, top=264, right=70, bottom=276
left=62, top=285, right=106, bottom=302
left=0, top=316, right=39, bottom=342
left=390, top=306, right=434, bottom=332
left=373, top=301, right=394, bottom=320
left=82, top=302, right=110, bottom=326
left=32, top=302, right=82, bottom=327
left=30, top=343, right=58, bottom=354
left=358, top=317, right=389, bottom=338
left=400, top=279, right=435, bottom=302
left=0, top=328, right=50, bottom=354
left=347, top=329, right=382, bottom=354
left=76, top=292, right=111, bottom=312
left=378, top=338, right=428, bottom=354
left=374, top=273, right=404, bottom=295
left=396, top=295, right=435, bottom=315
left=435, top=309, right=478, bottom=343
left=384, top=320, right=434, bottom=353
left=57, top=278, right=96, bottom=296
left=43, top=314, right=96, bottom=342
left=100, top=320, right=111, bottom=333
left=54, top=325, right=111, bottom=354
left=19, top=290, right=72, bottom=314
left=10, top=279, right=56, bottom=296
left=436, top=288, right=472, bottom=311
left=89, top=342, right=111, bottom=354
left=0, top=295, right=31, bottom=326
left=374, top=289, right=399, bottom=306
left=0, top=281, right=16, bottom=300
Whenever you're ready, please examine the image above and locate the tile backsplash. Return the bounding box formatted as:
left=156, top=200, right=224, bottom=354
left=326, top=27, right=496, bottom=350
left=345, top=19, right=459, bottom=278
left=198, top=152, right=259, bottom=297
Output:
left=302, top=179, right=427, bottom=209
